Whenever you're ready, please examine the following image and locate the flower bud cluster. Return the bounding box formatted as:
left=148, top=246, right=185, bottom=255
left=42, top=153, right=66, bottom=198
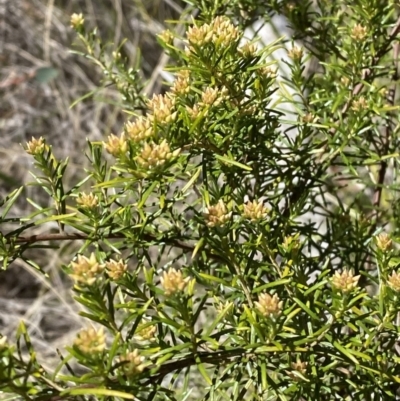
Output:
left=171, top=70, right=190, bottom=95
left=375, top=233, right=392, bottom=252
left=70, top=13, right=84, bottom=29
left=69, top=253, right=103, bottom=285
left=136, top=139, right=180, bottom=169
left=351, top=24, right=367, bottom=41
left=125, top=117, right=153, bottom=142
left=255, top=293, right=283, bottom=318
left=135, top=321, right=157, bottom=341
left=258, top=66, right=277, bottom=79
left=120, top=349, right=146, bottom=376
left=76, top=192, right=99, bottom=209
left=288, top=360, right=308, bottom=382
left=103, top=133, right=128, bottom=157
left=158, top=29, right=174, bottom=45
left=186, top=104, right=201, bottom=120
left=351, top=96, right=367, bottom=111
left=242, top=200, right=268, bottom=222
left=331, top=269, right=360, bottom=293
left=239, top=42, right=258, bottom=57
left=160, top=267, right=190, bottom=296
left=204, top=200, right=232, bottom=227
left=186, top=16, right=239, bottom=50
left=388, top=271, right=400, bottom=292
left=147, top=93, right=177, bottom=124
left=26, top=137, right=45, bottom=155
left=200, top=86, right=228, bottom=107
left=74, top=327, right=106, bottom=355
left=288, top=46, right=303, bottom=61
left=103, top=258, right=128, bottom=280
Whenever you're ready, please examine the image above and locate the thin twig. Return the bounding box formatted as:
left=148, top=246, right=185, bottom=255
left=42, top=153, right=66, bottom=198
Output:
left=282, top=17, right=400, bottom=218
left=9, top=231, right=194, bottom=252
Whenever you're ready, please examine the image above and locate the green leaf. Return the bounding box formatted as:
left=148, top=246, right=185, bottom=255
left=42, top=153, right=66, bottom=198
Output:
left=333, top=341, right=359, bottom=365
left=181, top=166, right=202, bottom=194
left=191, top=237, right=204, bottom=259
left=34, top=213, right=77, bottom=225
left=1, top=187, right=24, bottom=219
left=62, top=388, right=134, bottom=399
left=195, top=354, right=213, bottom=385
left=214, top=154, right=252, bottom=171
left=34, top=67, right=59, bottom=83
left=292, top=298, right=319, bottom=320
left=253, top=278, right=292, bottom=293
left=138, top=180, right=159, bottom=208
left=203, top=301, right=233, bottom=337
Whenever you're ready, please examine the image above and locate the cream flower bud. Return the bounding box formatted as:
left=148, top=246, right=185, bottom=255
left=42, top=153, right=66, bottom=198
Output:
left=288, top=360, right=308, bottom=381
left=120, top=349, right=146, bottom=376
left=69, top=253, right=103, bottom=285
left=351, top=24, right=367, bottom=41
left=70, top=13, right=84, bottom=29
left=341, top=76, right=350, bottom=87
left=103, top=133, right=128, bottom=157
left=186, top=23, right=213, bottom=45
left=388, top=271, right=400, bottom=292
left=136, top=140, right=180, bottom=169
left=239, top=42, right=258, bottom=57
left=242, top=200, right=269, bottom=222
left=282, top=234, right=300, bottom=254
left=76, top=192, right=99, bottom=209
left=255, top=293, right=283, bottom=318
left=158, top=29, right=174, bottom=45
left=172, top=70, right=190, bottom=95
left=135, top=322, right=157, bottom=341
left=104, top=258, right=127, bottom=280
left=160, top=267, right=190, bottom=296
left=291, top=360, right=307, bottom=374
left=74, top=327, right=106, bottom=354
left=351, top=96, right=367, bottom=111
left=147, top=94, right=177, bottom=124
left=331, top=269, right=360, bottom=293
left=302, top=113, right=317, bottom=124
left=125, top=117, right=153, bottom=142
left=211, top=16, right=239, bottom=46
left=288, top=46, right=303, bottom=61
left=186, top=104, right=201, bottom=120
left=0, top=336, right=8, bottom=350
left=204, top=199, right=232, bottom=227
left=258, top=67, right=277, bottom=79
left=200, top=86, right=227, bottom=107
left=375, top=232, right=392, bottom=252
left=239, top=99, right=257, bottom=116
left=26, top=136, right=45, bottom=155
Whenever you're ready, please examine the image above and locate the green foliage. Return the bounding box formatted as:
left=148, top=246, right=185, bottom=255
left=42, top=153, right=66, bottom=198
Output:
left=2, top=0, right=400, bottom=400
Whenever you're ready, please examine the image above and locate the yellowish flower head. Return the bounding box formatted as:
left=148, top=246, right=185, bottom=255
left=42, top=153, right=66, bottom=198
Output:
left=160, top=267, right=190, bottom=296
left=255, top=293, right=283, bottom=318
left=69, top=253, right=103, bottom=285
left=331, top=269, right=360, bottom=293
left=136, top=140, right=180, bottom=169
left=74, top=327, right=106, bottom=355
left=26, top=136, right=45, bottom=155
left=120, top=349, right=146, bottom=376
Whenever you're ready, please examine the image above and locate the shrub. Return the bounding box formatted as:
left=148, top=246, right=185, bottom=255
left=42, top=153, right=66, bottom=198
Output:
left=2, top=1, right=400, bottom=400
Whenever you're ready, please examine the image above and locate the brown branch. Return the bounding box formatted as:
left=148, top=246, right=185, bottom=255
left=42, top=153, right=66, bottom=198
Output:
left=9, top=231, right=195, bottom=253
left=6, top=229, right=231, bottom=266
left=370, top=42, right=399, bottom=220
